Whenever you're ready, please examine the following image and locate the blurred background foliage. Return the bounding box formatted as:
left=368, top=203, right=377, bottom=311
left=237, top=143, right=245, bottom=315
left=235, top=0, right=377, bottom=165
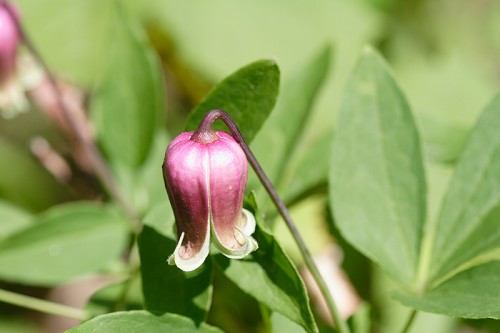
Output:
left=0, top=0, right=499, bottom=332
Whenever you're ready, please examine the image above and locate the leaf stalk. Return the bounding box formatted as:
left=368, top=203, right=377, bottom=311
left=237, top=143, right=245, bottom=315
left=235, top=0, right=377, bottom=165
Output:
left=0, top=288, right=89, bottom=321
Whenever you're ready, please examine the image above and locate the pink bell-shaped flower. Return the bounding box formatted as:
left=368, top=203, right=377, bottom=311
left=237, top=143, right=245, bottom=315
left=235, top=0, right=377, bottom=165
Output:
left=0, top=2, right=29, bottom=117
left=163, top=130, right=258, bottom=271
left=0, top=2, right=19, bottom=87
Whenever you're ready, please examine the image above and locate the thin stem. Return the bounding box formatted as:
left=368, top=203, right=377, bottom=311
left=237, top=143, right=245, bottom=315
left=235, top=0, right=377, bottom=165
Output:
left=0, top=288, right=89, bottom=321
left=399, top=309, right=417, bottom=333
left=1, top=2, right=138, bottom=224
left=194, top=110, right=351, bottom=333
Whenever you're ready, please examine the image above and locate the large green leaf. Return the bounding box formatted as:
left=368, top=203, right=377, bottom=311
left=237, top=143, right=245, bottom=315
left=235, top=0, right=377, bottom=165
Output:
left=0, top=200, right=33, bottom=240
left=185, top=60, right=280, bottom=143
left=395, top=94, right=500, bottom=319
left=91, top=4, right=164, bottom=168
left=395, top=261, right=500, bottom=319
left=66, top=311, right=223, bottom=333
left=138, top=203, right=213, bottom=324
left=427, top=93, right=500, bottom=284
left=250, top=46, right=331, bottom=189
left=330, top=50, right=500, bottom=319
left=0, top=202, right=129, bottom=286
left=329, top=47, right=426, bottom=285
left=214, top=193, right=318, bottom=333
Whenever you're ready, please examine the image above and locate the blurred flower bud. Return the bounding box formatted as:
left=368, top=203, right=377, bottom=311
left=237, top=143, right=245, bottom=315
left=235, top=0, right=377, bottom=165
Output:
left=0, top=2, right=19, bottom=86
left=163, top=130, right=258, bottom=271
left=0, top=2, right=28, bottom=117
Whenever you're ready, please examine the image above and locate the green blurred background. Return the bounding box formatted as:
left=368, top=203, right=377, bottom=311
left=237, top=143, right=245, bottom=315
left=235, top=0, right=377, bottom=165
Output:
left=0, top=0, right=499, bottom=332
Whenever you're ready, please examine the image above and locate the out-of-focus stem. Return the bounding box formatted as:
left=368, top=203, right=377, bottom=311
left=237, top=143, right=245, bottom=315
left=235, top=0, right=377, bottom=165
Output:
left=0, top=288, right=89, bottom=321
left=399, top=309, right=417, bottom=333
left=194, top=109, right=351, bottom=333
left=1, top=1, right=138, bottom=225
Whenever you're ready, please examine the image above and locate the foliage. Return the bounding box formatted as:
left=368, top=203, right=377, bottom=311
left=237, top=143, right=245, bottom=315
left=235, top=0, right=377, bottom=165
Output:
left=330, top=48, right=500, bottom=319
left=0, top=0, right=498, bottom=332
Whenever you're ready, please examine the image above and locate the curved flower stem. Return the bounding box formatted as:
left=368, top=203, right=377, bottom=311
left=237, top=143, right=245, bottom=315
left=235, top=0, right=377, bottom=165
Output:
left=0, top=288, right=89, bottom=321
left=1, top=1, right=138, bottom=225
left=399, top=309, right=417, bottom=333
left=194, top=109, right=351, bottom=333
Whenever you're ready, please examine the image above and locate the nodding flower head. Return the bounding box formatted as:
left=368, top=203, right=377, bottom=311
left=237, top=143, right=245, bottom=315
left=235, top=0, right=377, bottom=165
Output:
left=163, top=130, right=258, bottom=272
left=0, top=2, right=20, bottom=86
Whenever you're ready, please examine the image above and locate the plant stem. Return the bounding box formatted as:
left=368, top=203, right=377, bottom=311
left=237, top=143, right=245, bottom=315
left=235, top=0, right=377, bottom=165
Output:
left=194, top=110, right=351, bottom=333
left=1, top=2, right=138, bottom=225
left=0, top=288, right=89, bottom=321
left=399, top=309, right=417, bottom=333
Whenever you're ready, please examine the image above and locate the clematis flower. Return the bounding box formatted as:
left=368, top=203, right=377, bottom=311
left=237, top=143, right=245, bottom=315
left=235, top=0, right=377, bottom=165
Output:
left=163, top=130, right=258, bottom=272
left=0, top=2, right=29, bottom=117
left=0, top=2, right=19, bottom=87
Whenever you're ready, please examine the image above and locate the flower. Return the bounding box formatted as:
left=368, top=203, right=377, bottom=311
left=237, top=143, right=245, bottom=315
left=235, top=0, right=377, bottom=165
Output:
left=163, top=130, right=258, bottom=271
left=0, top=2, right=29, bottom=118
left=0, top=2, right=19, bottom=87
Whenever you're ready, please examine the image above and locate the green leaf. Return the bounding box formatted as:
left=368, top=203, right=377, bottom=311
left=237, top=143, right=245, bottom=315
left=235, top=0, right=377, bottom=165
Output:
left=270, top=311, right=306, bottom=333
left=416, top=113, right=470, bottom=164
left=137, top=132, right=171, bottom=212
left=185, top=60, right=280, bottom=143
left=147, top=1, right=379, bottom=146
left=394, top=94, right=500, bottom=319
left=0, top=200, right=33, bottom=240
left=91, top=4, right=165, bottom=167
left=214, top=193, right=318, bottom=333
left=66, top=310, right=223, bottom=333
left=428, top=93, right=500, bottom=284
left=138, top=203, right=213, bottom=323
left=86, top=275, right=144, bottom=317
left=329, top=47, right=426, bottom=285
left=351, top=303, right=372, bottom=333
left=281, top=130, right=331, bottom=204
left=0, top=202, right=129, bottom=286
left=250, top=46, right=331, bottom=188
left=394, top=261, right=500, bottom=319
left=0, top=136, right=72, bottom=212
left=111, top=132, right=170, bottom=216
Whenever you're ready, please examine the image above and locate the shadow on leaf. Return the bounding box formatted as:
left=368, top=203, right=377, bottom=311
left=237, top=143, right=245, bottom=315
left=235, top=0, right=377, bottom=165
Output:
left=138, top=225, right=213, bottom=325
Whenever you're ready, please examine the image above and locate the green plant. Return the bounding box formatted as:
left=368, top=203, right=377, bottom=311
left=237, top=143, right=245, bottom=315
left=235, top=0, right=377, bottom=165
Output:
left=0, top=1, right=498, bottom=333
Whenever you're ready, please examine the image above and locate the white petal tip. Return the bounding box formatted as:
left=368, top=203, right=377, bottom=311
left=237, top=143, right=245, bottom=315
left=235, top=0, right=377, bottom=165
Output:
left=241, top=209, right=256, bottom=236
left=168, top=231, right=210, bottom=272
left=211, top=209, right=259, bottom=260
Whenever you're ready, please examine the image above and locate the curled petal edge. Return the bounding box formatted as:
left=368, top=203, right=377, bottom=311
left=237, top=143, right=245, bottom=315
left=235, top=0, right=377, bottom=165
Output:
left=211, top=209, right=258, bottom=259
left=167, top=223, right=211, bottom=272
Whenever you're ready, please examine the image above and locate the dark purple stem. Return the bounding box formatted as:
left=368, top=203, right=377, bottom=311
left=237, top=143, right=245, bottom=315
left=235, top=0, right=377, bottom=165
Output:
left=194, top=110, right=350, bottom=333
left=1, top=1, right=137, bottom=223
